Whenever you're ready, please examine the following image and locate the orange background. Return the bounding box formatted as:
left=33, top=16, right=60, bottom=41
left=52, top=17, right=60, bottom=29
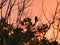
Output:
left=0, top=0, right=60, bottom=43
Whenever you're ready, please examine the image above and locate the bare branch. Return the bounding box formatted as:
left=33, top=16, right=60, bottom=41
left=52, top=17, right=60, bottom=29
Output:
left=50, top=1, right=59, bottom=25
left=42, top=0, right=50, bottom=24
left=5, top=0, right=16, bottom=19
left=0, top=0, right=8, bottom=19
left=16, top=0, right=32, bottom=26
left=0, top=0, right=8, bottom=9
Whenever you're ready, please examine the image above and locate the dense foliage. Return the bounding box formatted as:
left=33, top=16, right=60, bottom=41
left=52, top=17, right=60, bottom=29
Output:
left=0, top=17, right=59, bottom=45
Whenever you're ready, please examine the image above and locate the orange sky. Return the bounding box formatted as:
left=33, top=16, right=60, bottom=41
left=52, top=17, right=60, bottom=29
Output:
left=1, top=0, right=57, bottom=23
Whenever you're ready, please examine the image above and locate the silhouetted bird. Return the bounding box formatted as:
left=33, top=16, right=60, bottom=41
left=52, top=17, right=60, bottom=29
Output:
left=35, top=16, right=38, bottom=23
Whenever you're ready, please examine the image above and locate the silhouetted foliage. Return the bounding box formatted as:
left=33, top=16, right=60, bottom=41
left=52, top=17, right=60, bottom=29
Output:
left=50, top=40, right=58, bottom=45
left=40, top=38, right=50, bottom=45
left=0, top=17, right=59, bottom=45
left=35, top=16, right=38, bottom=23
left=0, top=0, right=60, bottom=45
left=29, top=39, right=40, bottom=45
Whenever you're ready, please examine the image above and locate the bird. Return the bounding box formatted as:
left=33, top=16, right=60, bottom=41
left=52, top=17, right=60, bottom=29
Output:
left=35, top=16, right=38, bottom=23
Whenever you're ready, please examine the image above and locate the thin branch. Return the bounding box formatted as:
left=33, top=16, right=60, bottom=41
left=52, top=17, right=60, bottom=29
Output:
left=0, top=0, right=8, bottom=19
left=42, top=0, right=50, bottom=24
left=5, top=0, right=11, bottom=18
left=50, top=1, right=59, bottom=25
left=1, top=0, right=8, bottom=8
left=5, top=0, right=16, bottom=19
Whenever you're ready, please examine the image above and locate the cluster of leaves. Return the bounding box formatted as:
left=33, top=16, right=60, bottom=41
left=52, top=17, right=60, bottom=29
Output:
left=0, top=17, right=59, bottom=45
left=0, top=17, right=37, bottom=45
